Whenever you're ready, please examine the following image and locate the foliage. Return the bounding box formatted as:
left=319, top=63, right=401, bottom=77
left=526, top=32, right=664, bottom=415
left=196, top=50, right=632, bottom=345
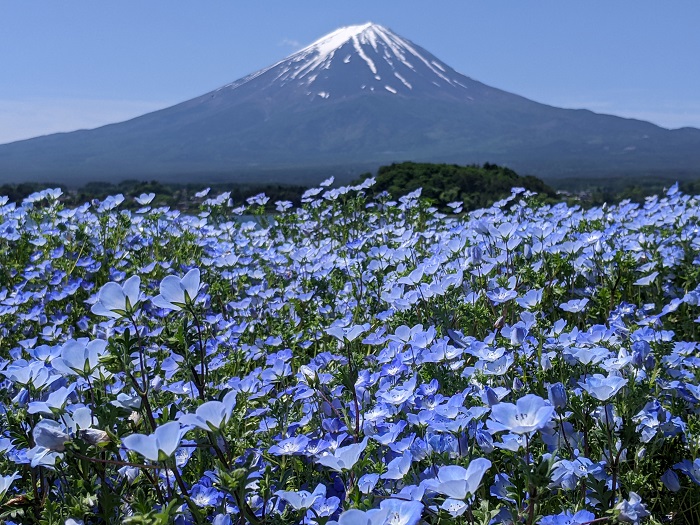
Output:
left=0, top=180, right=699, bottom=524
left=358, top=162, right=558, bottom=212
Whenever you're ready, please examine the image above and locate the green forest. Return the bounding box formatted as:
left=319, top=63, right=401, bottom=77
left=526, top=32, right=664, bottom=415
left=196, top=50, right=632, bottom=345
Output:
left=361, top=162, right=558, bottom=211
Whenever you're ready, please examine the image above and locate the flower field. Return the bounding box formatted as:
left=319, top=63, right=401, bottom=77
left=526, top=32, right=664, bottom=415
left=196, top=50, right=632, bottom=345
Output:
left=2, top=179, right=700, bottom=524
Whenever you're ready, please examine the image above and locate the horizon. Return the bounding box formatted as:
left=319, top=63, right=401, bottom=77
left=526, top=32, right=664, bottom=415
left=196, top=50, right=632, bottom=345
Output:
left=1, top=1, right=699, bottom=145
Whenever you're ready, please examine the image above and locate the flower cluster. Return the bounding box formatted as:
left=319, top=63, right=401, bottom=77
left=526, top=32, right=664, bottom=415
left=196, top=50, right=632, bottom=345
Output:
left=0, top=182, right=699, bottom=524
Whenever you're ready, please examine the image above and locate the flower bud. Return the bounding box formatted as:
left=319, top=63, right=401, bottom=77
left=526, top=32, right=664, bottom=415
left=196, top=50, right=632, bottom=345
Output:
left=78, top=428, right=111, bottom=446
left=512, top=377, right=524, bottom=391
left=482, top=386, right=500, bottom=407
left=661, top=469, right=680, bottom=492
left=547, top=382, right=568, bottom=410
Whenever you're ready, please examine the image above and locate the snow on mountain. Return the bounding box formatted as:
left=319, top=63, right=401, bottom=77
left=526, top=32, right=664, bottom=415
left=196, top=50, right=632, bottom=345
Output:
left=217, top=23, right=471, bottom=100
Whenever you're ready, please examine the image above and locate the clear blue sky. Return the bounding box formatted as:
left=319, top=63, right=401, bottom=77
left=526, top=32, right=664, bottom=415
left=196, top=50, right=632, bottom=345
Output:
left=1, top=1, right=699, bottom=144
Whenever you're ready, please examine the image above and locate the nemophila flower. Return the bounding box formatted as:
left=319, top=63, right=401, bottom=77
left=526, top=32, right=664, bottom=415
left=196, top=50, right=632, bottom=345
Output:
left=51, top=339, right=108, bottom=378
left=539, top=509, right=596, bottom=525
left=475, top=429, right=494, bottom=453
left=673, top=458, right=700, bottom=485
left=135, top=192, right=155, bottom=205
left=550, top=457, right=595, bottom=490
left=488, top=394, right=555, bottom=435
left=312, top=495, right=341, bottom=517
left=122, top=421, right=184, bottom=462
left=481, top=386, right=501, bottom=407
left=275, top=483, right=326, bottom=510
left=326, top=323, right=371, bottom=343
left=358, top=473, right=380, bottom=494
left=423, top=459, right=492, bottom=500
left=33, top=419, right=71, bottom=451
left=111, top=392, right=142, bottom=410
left=0, top=472, right=20, bottom=499
left=326, top=508, right=377, bottom=525
left=179, top=390, right=237, bottom=432
left=316, top=437, right=368, bottom=472
left=28, top=384, right=76, bottom=415
left=489, top=473, right=515, bottom=503
left=268, top=435, right=310, bottom=456
left=507, top=324, right=528, bottom=346
left=3, top=360, right=57, bottom=389
left=565, top=345, right=610, bottom=366
left=152, top=268, right=202, bottom=311
left=77, top=428, right=111, bottom=446
left=212, top=515, right=231, bottom=525
left=486, top=286, right=517, bottom=305
left=190, top=483, right=223, bottom=507
left=368, top=420, right=407, bottom=446
left=377, top=376, right=416, bottom=405
left=91, top=275, right=141, bottom=318
left=492, top=433, right=524, bottom=452
left=375, top=499, right=423, bottom=525
left=559, top=298, right=589, bottom=313
left=615, top=492, right=650, bottom=524
left=579, top=374, right=627, bottom=401
left=477, top=354, right=514, bottom=376
left=381, top=450, right=413, bottom=480
left=516, top=288, right=543, bottom=309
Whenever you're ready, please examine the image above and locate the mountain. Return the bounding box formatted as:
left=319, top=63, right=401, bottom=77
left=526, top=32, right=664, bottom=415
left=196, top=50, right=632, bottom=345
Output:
left=2, top=22, right=700, bottom=186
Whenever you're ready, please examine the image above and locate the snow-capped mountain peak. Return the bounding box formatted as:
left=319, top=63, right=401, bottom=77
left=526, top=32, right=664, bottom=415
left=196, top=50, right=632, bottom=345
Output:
left=220, top=23, right=470, bottom=100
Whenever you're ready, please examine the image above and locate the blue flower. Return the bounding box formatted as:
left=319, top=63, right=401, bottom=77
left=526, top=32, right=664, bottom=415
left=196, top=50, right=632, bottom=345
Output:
left=33, top=419, right=71, bottom=452
left=516, top=288, right=543, bottom=310
left=381, top=450, right=412, bottom=480
left=326, top=508, right=378, bottom=525
left=122, top=421, right=184, bottom=462
left=488, top=394, right=555, bottom=434
left=559, top=298, right=589, bottom=313
left=179, top=390, right=237, bottom=432
left=28, top=385, right=76, bottom=415
left=579, top=374, right=627, bottom=401
left=51, top=339, right=108, bottom=378
left=152, top=268, right=202, bottom=311
left=422, top=458, right=491, bottom=501
left=275, top=483, right=326, bottom=510
left=539, top=509, right=596, bottom=525
left=673, top=458, right=700, bottom=485
left=316, top=437, right=368, bottom=472
left=375, top=498, right=423, bottom=525
left=190, top=483, right=223, bottom=507
left=326, top=323, right=370, bottom=342
left=311, top=495, right=341, bottom=517
left=358, top=473, right=380, bottom=494
left=91, top=275, right=141, bottom=319
left=0, top=472, right=20, bottom=499
left=268, top=435, right=310, bottom=456
left=615, top=491, right=650, bottom=524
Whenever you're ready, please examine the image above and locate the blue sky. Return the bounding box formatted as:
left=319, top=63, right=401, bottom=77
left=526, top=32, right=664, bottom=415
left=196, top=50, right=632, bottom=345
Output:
left=1, top=1, right=699, bottom=144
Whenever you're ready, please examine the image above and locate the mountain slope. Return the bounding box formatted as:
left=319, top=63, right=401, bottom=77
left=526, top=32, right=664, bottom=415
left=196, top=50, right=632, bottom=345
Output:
left=1, top=22, right=699, bottom=185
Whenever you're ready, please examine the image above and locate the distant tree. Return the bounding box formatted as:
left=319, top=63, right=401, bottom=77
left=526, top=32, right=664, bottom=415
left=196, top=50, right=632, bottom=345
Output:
left=359, top=162, right=558, bottom=212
